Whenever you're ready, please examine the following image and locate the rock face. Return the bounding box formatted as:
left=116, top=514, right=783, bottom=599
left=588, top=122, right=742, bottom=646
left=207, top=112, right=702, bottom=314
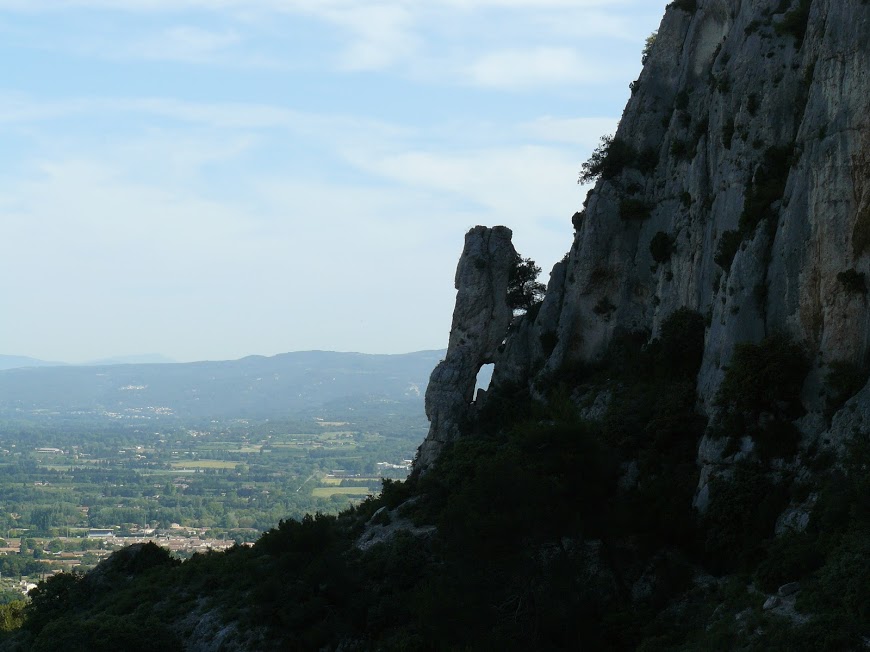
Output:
left=416, top=226, right=517, bottom=468
left=420, top=1, right=870, bottom=490
left=543, top=0, right=870, bottom=399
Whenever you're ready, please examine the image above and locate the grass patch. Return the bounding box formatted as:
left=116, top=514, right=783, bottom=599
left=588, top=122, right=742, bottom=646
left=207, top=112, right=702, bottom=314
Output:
left=169, top=460, right=238, bottom=470
left=311, top=487, right=373, bottom=498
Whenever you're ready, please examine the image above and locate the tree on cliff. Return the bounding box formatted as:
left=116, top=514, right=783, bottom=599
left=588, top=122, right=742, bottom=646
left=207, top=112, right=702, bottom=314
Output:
left=507, top=254, right=545, bottom=314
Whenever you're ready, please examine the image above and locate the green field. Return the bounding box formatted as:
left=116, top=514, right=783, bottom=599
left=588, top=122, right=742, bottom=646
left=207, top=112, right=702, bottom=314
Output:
left=311, top=487, right=373, bottom=498
left=169, top=460, right=239, bottom=469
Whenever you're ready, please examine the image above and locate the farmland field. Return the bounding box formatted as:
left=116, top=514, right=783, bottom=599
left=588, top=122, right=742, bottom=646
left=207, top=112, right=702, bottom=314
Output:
left=311, top=487, right=374, bottom=498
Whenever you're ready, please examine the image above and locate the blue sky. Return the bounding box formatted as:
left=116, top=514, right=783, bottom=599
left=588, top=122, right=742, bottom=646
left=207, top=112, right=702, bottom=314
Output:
left=0, top=0, right=666, bottom=363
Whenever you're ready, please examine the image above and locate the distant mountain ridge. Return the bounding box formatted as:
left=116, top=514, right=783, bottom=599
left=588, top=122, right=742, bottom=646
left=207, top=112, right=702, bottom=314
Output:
left=82, top=353, right=177, bottom=366
left=0, top=349, right=444, bottom=421
left=0, top=355, right=67, bottom=371
left=0, top=353, right=175, bottom=370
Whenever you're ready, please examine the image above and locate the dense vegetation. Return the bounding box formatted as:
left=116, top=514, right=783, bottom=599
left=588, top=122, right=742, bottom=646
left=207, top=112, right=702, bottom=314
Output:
left=1, top=312, right=868, bottom=649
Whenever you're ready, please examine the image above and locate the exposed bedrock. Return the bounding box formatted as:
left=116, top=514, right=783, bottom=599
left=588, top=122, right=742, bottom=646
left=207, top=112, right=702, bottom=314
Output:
left=415, top=226, right=517, bottom=469
left=420, top=0, right=870, bottom=501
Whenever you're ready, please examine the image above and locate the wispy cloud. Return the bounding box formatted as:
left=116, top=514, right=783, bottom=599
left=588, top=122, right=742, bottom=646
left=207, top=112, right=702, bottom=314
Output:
left=0, top=0, right=632, bottom=11
left=520, top=116, right=619, bottom=147
left=0, top=0, right=664, bottom=360
left=319, top=4, right=419, bottom=71
left=0, top=94, right=411, bottom=144
left=0, top=0, right=663, bottom=77
left=131, top=26, right=241, bottom=63
left=466, top=47, right=604, bottom=89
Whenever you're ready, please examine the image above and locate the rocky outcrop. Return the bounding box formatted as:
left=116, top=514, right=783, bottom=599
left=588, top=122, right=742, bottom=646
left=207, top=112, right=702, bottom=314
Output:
left=416, top=226, right=517, bottom=469
left=542, top=0, right=870, bottom=401
left=421, top=1, right=870, bottom=494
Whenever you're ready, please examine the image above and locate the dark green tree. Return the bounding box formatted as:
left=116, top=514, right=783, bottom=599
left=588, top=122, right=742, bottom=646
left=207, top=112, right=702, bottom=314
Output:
left=507, top=254, right=545, bottom=313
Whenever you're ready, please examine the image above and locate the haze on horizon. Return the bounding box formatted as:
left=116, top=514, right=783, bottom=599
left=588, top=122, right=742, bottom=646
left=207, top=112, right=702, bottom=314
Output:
left=0, top=0, right=665, bottom=364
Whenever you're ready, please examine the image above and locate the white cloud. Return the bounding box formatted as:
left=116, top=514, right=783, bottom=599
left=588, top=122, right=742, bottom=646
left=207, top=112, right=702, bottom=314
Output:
left=0, top=0, right=661, bottom=78
left=131, top=26, right=241, bottom=63
left=0, top=94, right=412, bottom=148
left=466, top=47, right=604, bottom=89
left=320, top=4, right=419, bottom=71
left=343, top=144, right=581, bottom=232
left=0, top=0, right=631, bottom=10
left=520, top=116, right=619, bottom=147
left=0, top=154, right=467, bottom=361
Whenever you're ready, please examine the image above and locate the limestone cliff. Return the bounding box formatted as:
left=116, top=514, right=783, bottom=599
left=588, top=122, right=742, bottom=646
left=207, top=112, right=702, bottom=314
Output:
left=416, top=226, right=516, bottom=468
left=418, top=0, right=870, bottom=492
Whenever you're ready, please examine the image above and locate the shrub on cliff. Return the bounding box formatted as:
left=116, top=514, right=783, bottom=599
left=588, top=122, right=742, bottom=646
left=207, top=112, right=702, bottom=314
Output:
left=712, top=334, right=808, bottom=460
left=739, top=145, right=793, bottom=236
left=656, top=307, right=706, bottom=379
left=714, top=230, right=742, bottom=272
left=824, top=360, right=867, bottom=417
left=650, top=231, right=674, bottom=263
left=578, top=135, right=638, bottom=184
left=836, top=268, right=867, bottom=295
left=715, top=334, right=808, bottom=418
left=668, top=0, right=698, bottom=11
left=507, top=254, right=545, bottom=314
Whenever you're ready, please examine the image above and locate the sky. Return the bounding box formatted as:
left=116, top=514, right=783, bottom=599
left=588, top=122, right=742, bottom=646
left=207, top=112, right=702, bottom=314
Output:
left=0, top=0, right=666, bottom=363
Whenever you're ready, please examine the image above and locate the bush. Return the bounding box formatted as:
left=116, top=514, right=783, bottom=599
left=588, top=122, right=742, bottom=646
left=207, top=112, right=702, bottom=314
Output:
left=657, top=308, right=706, bottom=379
left=714, top=230, right=742, bottom=272
left=669, top=139, right=692, bottom=160
left=716, top=334, right=808, bottom=419
left=642, top=31, right=657, bottom=65
left=680, top=191, right=692, bottom=208
left=703, top=464, right=789, bottom=571
left=539, top=331, right=559, bottom=356
left=594, top=296, right=616, bottom=315
left=722, top=118, right=735, bottom=149
left=824, top=360, right=867, bottom=416
left=619, top=198, right=653, bottom=221
left=852, top=202, right=870, bottom=256
left=579, top=135, right=639, bottom=184
left=836, top=268, right=867, bottom=295
left=753, top=417, right=800, bottom=461
left=674, top=90, right=690, bottom=110
left=24, top=572, right=85, bottom=635
left=775, top=0, right=812, bottom=46
left=799, top=531, right=870, bottom=624
left=507, top=254, right=546, bottom=313
left=96, top=541, right=179, bottom=578
left=739, top=145, right=793, bottom=235
left=650, top=231, right=674, bottom=263
left=712, top=334, right=808, bottom=458
left=30, top=615, right=183, bottom=652
left=669, top=0, right=698, bottom=11
left=0, top=600, right=24, bottom=633
left=747, top=93, right=760, bottom=116
left=755, top=532, right=823, bottom=593
left=637, top=146, right=659, bottom=173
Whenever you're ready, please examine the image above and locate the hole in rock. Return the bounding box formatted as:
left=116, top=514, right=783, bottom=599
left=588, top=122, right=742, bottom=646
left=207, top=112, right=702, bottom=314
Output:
left=475, top=363, right=494, bottom=395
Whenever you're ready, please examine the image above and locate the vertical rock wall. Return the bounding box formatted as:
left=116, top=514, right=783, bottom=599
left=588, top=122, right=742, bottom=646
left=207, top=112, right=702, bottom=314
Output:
left=415, top=226, right=516, bottom=469
left=510, top=0, right=870, bottom=411
left=419, top=1, right=870, bottom=488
